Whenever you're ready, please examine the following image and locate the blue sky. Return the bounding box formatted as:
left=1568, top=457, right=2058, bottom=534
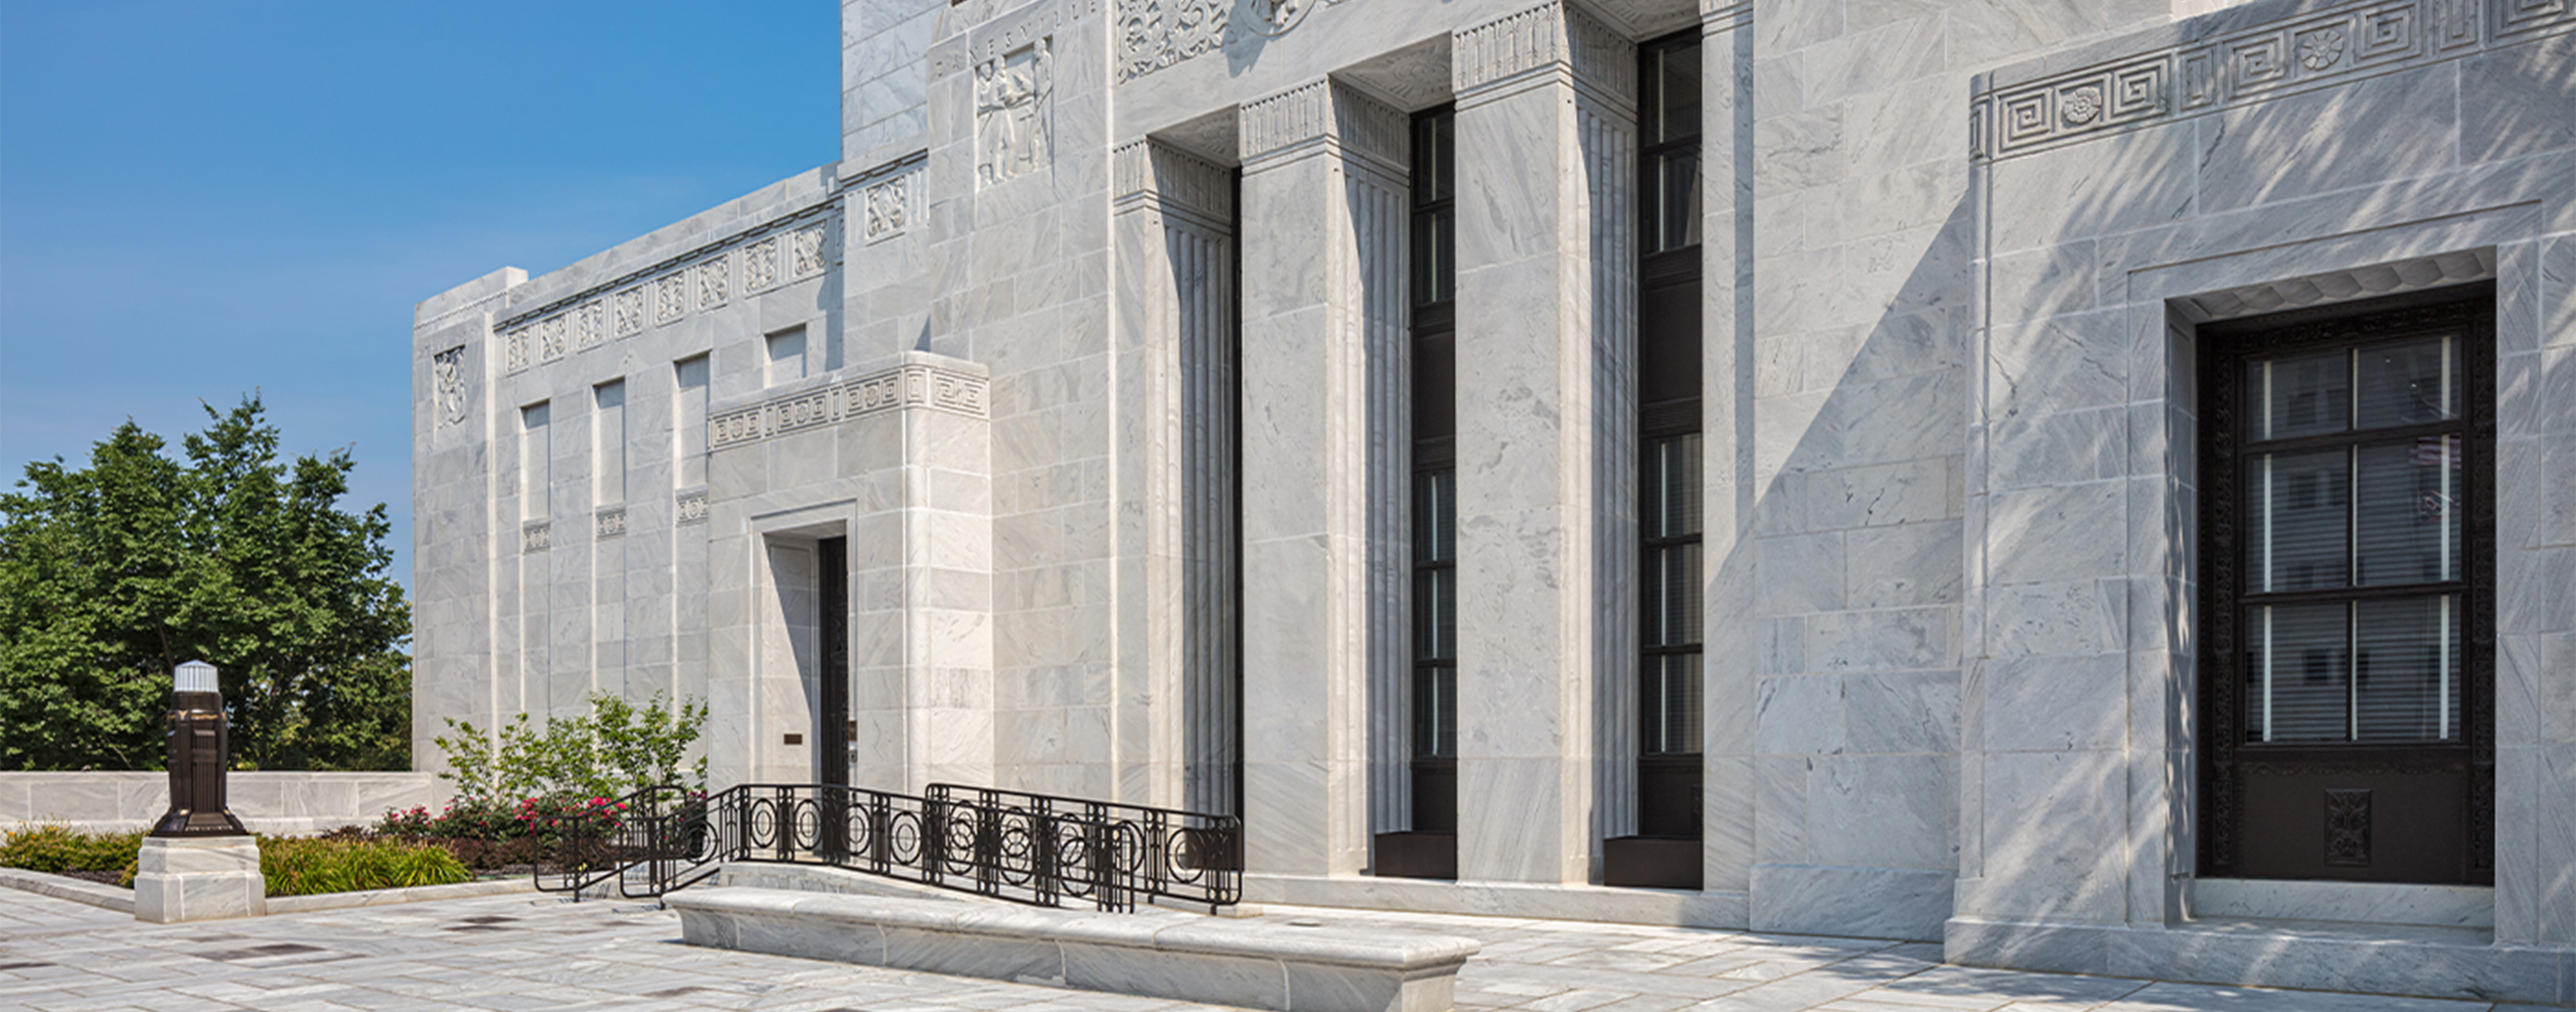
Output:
left=0, top=0, right=839, bottom=598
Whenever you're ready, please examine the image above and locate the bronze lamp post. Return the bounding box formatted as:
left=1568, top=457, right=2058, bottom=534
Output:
left=150, top=660, right=248, bottom=837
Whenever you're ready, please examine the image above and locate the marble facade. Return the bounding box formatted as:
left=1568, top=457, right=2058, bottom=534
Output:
left=412, top=0, right=2575, bottom=1002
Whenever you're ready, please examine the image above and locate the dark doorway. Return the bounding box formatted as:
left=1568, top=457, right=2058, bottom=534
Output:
left=816, top=536, right=849, bottom=860
left=817, top=536, right=850, bottom=788
left=2198, top=284, right=2494, bottom=885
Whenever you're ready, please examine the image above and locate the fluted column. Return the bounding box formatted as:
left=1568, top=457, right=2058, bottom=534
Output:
left=1451, top=1, right=1638, bottom=885
left=1237, top=78, right=1410, bottom=877
left=1111, top=139, right=1240, bottom=813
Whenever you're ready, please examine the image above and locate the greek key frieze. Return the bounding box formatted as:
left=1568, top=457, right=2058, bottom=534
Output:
left=1973, top=0, right=2569, bottom=161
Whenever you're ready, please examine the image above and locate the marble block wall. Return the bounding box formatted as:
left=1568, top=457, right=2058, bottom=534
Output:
left=414, top=167, right=842, bottom=779
left=1957, top=0, right=2576, bottom=951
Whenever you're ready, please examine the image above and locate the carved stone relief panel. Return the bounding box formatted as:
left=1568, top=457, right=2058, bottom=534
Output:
left=432, top=346, right=470, bottom=427
left=613, top=287, right=647, bottom=337
left=865, top=168, right=916, bottom=245
left=743, top=236, right=779, bottom=292
left=697, top=253, right=730, bottom=310
left=655, top=273, right=689, bottom=325
left=975, top=37, right=1053, bottom=188
left=789, top=224, right=830, bottom=278
left=1117, top=0, right=1350, bottom=83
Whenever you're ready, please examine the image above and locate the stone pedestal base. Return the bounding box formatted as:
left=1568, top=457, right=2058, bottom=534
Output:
left=133, top=835, right=266, bottom=923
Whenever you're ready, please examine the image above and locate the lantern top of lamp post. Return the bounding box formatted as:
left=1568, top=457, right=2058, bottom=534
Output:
left=174, top=661, right=217, bottom=695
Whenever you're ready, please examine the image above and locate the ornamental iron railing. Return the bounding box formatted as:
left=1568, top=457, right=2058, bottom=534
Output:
left=533, top=781, right=1242, bottom=913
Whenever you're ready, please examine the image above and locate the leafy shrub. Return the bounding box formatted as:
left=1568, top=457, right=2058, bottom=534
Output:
left=433, top=692, right=706, bottom=805
left=0, top=823, right=142, bottom=874
left=258, top=836, right=470, bottom=897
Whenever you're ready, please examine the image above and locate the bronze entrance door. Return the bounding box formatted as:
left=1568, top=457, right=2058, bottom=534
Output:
left=2199, top=286, right=2493, bottom=885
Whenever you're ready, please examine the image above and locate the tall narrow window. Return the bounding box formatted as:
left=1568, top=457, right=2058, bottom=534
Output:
left=1608, top=30, right=1706, bottom=891
left=521, top=402, right=551, bottom=521
left=674, top=356, right=710, bottom=489
left=2201, top=286, right=2492, bottom=885
left=1376, top=105, right=1459, bottom=881
left=593, top=380, right=626, bottom=505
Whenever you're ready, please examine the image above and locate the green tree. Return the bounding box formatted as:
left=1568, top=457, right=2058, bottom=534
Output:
left=0, top=396, right=411, bottom=771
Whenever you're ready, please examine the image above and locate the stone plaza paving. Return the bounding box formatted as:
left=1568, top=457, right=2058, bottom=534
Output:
left=0, top=887, right=2553, bottom=1012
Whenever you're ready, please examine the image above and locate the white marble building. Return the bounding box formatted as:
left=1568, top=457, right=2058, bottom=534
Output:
left=412, top=0, right=2576, bottom=1001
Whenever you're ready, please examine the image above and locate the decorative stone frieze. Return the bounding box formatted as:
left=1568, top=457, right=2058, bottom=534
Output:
left=742, top=236, right=779, bottom=291
left=1111, top=140, right=1233, bottom=225
left=1115, top=0, right=1346, bottom=84
left=864, top=167, right=917, bottom=244
left=594, top=506, right=627, bottom=541
left=788, top=223, right=830, bottom=278
left=493, top=207, right=839, bottom=374
left=521, top=521, right=551, bottom=554
left=675, top=488, right=708, bottom=525
left=1453, top=1, right=1637, bottom=107
left=1972, top=0, right=2571, bottom=161
left=431, top=346, right=469, bottom=428
left=696, top=254, right=729, bottom=310
left=1236, top=79, right=1406, bottom=172
left=707, top=362, right=992, bottom=452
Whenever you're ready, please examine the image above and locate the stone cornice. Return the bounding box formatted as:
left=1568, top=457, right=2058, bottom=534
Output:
left=1972, top=0, right=2571, bottom=162
left=707, top=361, right=990, bottom=452
left=495, top=205, right=838, bottom=374
left=1113, top=140, right=1235, bottom=227
left=1237, top=79, right=1408, bottom=177
left=1453, top=1, right=1637, bottom=109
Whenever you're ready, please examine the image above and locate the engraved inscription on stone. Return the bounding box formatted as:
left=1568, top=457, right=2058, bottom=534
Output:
left=975, top=38, right=1053, bottom=188
left=432, top=346, right=470, bottom=427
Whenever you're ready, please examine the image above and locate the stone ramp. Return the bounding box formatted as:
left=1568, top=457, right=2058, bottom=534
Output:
left=668, top=885, right=1478, bottom=1012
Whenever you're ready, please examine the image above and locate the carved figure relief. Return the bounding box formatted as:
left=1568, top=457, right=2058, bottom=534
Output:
left=975, top=38, right=1053, bottom=188
left=432, top=346, right=469, bottom=427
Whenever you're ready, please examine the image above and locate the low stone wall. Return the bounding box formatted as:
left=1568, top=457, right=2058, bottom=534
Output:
left=0, top=771, right=441, bottom=835
left=670, top=887, right=1480, bottom=1012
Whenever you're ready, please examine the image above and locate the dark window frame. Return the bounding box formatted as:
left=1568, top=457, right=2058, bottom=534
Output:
left=2196, top=282, right=2496, bottom=881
